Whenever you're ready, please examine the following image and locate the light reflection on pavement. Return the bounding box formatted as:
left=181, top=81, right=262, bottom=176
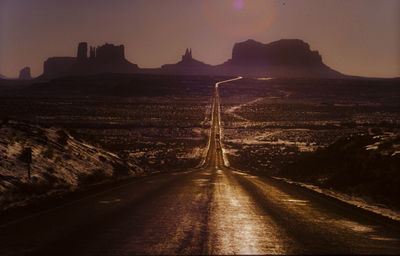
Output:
left=0, top=77, right=400, bottom=255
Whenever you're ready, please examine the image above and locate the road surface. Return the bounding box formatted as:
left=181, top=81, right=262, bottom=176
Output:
left=1, top=77, right=400, bottom=255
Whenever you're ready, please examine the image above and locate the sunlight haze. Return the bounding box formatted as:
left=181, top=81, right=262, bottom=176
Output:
left=0, top=0, right=399, bottom=78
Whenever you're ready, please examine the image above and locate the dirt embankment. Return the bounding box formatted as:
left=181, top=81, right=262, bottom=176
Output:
left=0, top=120, right=142, bottom=211
left=280, top=132, right=400, bottom=210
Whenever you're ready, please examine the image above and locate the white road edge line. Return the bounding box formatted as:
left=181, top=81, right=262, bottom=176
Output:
left=215, top=76, right=243, bottom=166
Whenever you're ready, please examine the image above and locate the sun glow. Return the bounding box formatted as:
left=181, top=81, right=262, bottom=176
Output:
left=233, top=0, right=245, bottom=10
left=202, top=0, right=276, bottom=37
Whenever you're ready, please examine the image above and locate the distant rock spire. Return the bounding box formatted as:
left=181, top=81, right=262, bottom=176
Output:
left=19, top=66, right=31, bottom=80
left=182, top=48, right=193, bottom=62
left=89, top=46, right=96, bottom=60
left=77, top=42, right=88, bottom=62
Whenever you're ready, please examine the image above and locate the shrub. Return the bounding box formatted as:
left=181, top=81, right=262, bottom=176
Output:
left=112, top=161, right=130, bottom=177
left=47, top=167, right=55, bottom=173
left=43, top=147, right=54, bottom=159
left=98, top=155, right=107, bottom=162
left=57, top=130, right=69, bottom=146
left=78, top=169, right=108, bottom=186
left=42, top=172, right=59, bottom=184
left=13, top=179, right=52, bottom=195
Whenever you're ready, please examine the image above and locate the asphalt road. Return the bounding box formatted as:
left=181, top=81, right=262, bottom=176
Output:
left=1, top=77, right=400, bottom=255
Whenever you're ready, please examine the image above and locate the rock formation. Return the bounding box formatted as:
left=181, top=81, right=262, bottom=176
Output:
left=230, top=39, right=322, bottom=66
left=19, top=67, right=31, bottom=80
left=218, top=39, right=343, bottom=78
left=181, top=48, right=192, bottom=62
left=161, top=48, right=213, bottom=75
left=89, top=46, right=96, bottom=60
left=95, top=43, right=125, bottom=62
left=38, top=39, right=345, bottom=79
left=77, top=42, right=88, bottom=62
left=43, top=57, right=76, bottom=78
left=69, top=42, right=138, bottom=75
left=40, top=42, right=139, bottom=79
left=160, top=40, right=343, bottom=77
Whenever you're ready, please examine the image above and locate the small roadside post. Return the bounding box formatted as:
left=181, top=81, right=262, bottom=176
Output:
left=20, top=147, right=32, bottom=180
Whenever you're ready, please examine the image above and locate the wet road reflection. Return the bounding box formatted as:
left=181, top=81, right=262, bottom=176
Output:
left=0, top=77, right=400, bottom=255
left=207, top=169, right=293, bottom=254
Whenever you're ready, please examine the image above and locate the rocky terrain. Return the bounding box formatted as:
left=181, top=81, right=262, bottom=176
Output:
left=161, top=48, right=215, bottom=75
left=0, top=120, right=142, bottom=211
left=40, top=42, right=139, bottom=80
left=0, top=74, right=215, bottom=213
left=1, top=38, right=347, bottom=81
left=281, top=132, right=400, bottom=209
left=217, top=39, right=344, bottom=78
left=219, top=77, right=400, bottom=211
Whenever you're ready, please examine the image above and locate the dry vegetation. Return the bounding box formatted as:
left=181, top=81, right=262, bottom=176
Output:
left=0, top=120, right=141, bottom=211
left=0, top=74, right=218, bottom=210
left=219, top=78, right=400, bottom=208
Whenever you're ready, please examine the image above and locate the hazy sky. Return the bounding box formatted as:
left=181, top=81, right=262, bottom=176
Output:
left=1, top=0, right=399, bottom=78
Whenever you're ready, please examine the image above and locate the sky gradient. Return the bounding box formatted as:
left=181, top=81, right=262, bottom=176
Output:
left=1, top=0, right=399, bottom=78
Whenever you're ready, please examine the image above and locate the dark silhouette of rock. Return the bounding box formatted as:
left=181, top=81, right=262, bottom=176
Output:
left=69, top=42, right=138, bottom=75
left=218, top=39, right=343, bottom=78
left=89, top=46, right=96, bottom=60
left=77, top=42, right=88, bottom=62
left=38, top=38, right=345, bottom=79
left=182, top=48, right=192, bottom=62
left=230, top=39, right=322, bottom=66
left=40, top=42, right=139, bottom=79
left=95, top=43, right=125, bottom=62
left=161, top=48, right=214, bottom=75
left=19, top=67, right=31, bottom=80
left=159, top=40, right=343, bottom=78
left=43, top=57, right=76, bottom=78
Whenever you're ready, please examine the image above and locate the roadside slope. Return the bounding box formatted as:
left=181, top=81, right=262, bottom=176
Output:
left=0, top=120, right=142, bottom=211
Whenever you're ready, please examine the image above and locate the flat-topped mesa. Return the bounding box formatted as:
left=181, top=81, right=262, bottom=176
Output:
left=74, top=43, right=136, bottom=74
left=40, top=42, right=138, bottom=79
left=38, top=39, right=345, bottom=79
left=95, top=43, right=125, bottom=62
left=230, top=39, right=323, bottom=66
left=43, top=57, right=76, bottom=77
left=218, top=39, right=344, bottom=78
left=78, top=42, right=125, bottom=63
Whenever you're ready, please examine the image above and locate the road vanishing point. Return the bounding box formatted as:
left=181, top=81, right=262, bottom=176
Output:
left=1, top=77, right=400, bottom=255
